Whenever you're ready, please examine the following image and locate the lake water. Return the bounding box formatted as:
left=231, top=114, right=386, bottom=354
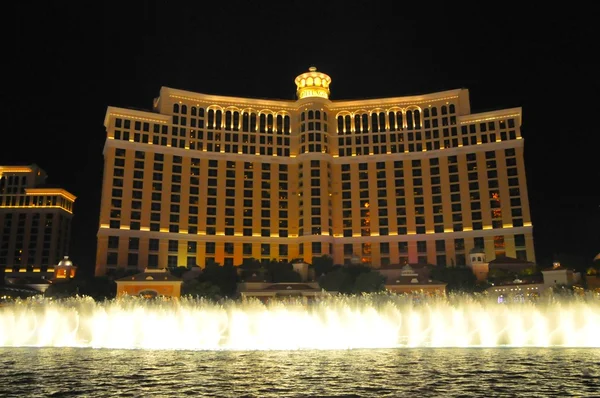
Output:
left=1, top=347, right=599, bottom=397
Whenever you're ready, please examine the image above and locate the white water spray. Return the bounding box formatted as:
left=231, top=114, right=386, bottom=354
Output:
left=1, top=295, right=599, bottom=350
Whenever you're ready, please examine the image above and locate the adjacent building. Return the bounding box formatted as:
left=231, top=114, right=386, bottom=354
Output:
left=96, top=67, right=535, bottom=276
left=0, top=165, right=76, bottom=280
left=115, top=268, right=182, bottom=298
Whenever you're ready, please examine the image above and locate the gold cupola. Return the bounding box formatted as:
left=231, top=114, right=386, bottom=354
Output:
left=295, top=66, right=331, bottom=100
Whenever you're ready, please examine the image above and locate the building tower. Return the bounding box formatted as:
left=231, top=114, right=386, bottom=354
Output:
left=468, top=247, right=489, bottom=281
left=96, top=67, right=535, bottom=276
left=0, top=165, right=76, bottom=281
left=294, top=67, right=335, bottom=263
left=54, top=255, right=77, bottom=280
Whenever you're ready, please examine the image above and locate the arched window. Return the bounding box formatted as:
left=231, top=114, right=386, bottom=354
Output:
left=301, top=112, right=305, bottom=121
left=308, top=110, right=314, bottom=120
left=414, top=110, right=421, bottom=129
left=362, top=114, right=369, bottom=133
left=215, top=110, right=222, bottom=130
left=396, top=112, right=403, bottom=130
left=267, top=114, right=274, bottom=133
left=431, top=107, right=438, bottom=117
left=344, top=115, right=352, bottom=133
left=389, top=112, right=396, bottom=131
left=323, top=112, right=328, bottom=121
left=379, top=112, right=386, bottom=132
left=181, top=105, right=187, bottom=114
left=173, top=103, right=180, bottom=113
left=233, top=112, right=240, bottom=131
left=198, top=107, right=205, bottom=117
left=225, top=111, right=232, bottom=131
left=441, top=105, right=447, bottom=115
left=250, top=113, right=257, bottom=131
left=406, top=110, right=414, bottom=130
left=423, top=108, right=429, bottom=118
left=276, top=115, right=283, bottom=133
left=352, top=115, right=360, bottom=133
left=191, top=107, right=197, bottom=116
left=449, top=104, right=456, bottom=114
left=337, top=116, right=344, bottom=133
left=315, top=110, right=321, bottom=120
left=284, top=115, right=291, bottom=134
left=371, top=113, right=379, bottom=132
left=259, top=114, right=266, bottom=133
left=242, top=112, right=249, bottom=131
left=208, top=109, right=214, bottom=127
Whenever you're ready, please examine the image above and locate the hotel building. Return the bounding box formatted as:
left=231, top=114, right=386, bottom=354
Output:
left=0, top=165, right=76, bottom=275
left=95, top=67, right=534, bottom=276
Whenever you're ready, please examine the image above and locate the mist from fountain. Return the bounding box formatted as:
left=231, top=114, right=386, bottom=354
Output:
left=1, top=294, right=599, bottom=350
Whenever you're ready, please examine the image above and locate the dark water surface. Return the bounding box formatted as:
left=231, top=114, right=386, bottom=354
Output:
left=1, top=348, right=599, bottom=397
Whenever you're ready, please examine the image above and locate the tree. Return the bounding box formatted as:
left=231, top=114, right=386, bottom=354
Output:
left=79, top=277, right=116, bottom=300
left=169, top=266, right=189, bottom=278
left=354, top=271, right=385, bottom=293
left=181, top=279, right=221, bottom=299
left=44, top=281, right=79, bottom=299
left=198, top=262, right=238, bottom=298
left=266, top=261, right=301, bottom=283
left=319, top=265, right=384, bottom=294
left=312, top=255, right=334, bottom=278
left=487, top=268, right=513, bottom=283
left=238, top=258, right=263, bottom=280
left=430, top=266, right=478, bottom=293
left=319, top=268, right=351, bottom=293
left=518, top=266, right=537, bottom=277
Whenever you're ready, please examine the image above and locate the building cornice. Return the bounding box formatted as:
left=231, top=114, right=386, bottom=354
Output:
left=159, top=87, right=469, bottom=112
left=25, top=188, right=77, bottom=201
left=104, top=106, right=170, bottom=128
left=162, top=87, right=298, bottom=110
left=459, top=107, right=522, bottom=126
left=328, top=89, right=465, bottom=110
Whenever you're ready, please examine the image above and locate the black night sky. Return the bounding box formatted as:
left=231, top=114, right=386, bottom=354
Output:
left=3, top=2, right=598, bottom=275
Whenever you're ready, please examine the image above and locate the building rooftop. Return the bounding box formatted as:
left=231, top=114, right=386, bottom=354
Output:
left=117, top=268, right=182, bottom=282
left=385, top=276, right=446, bottom=286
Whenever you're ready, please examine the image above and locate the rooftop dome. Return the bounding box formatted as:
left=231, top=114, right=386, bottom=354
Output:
left=57, top=256, right=73, bottom=267
left=294, top=66, right=332, bottom=99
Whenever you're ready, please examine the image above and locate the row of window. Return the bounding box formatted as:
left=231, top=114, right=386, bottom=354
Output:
left=103, top=233, right=528, bottom=268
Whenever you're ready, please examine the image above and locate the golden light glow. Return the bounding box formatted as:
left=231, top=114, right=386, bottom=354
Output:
left=295, top=67, right=331, bottom=99
left=0, top=167, right=33, bottom=173
left=26, top=188, right=77, bottom=202
left=0, top=205, right=73, bottom=214
left=459, top=113, right=521, bottom=125
left=110, top=113, right=168, bottom=124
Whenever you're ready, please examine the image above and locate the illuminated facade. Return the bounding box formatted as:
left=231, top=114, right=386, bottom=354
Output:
left=0, top=165, right=76, bottom=276
left=95, top=67, right=535, bottom=276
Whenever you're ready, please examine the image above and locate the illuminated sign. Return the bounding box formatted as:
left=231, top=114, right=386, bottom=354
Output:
left=298, top=88, right=329, bottom=99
